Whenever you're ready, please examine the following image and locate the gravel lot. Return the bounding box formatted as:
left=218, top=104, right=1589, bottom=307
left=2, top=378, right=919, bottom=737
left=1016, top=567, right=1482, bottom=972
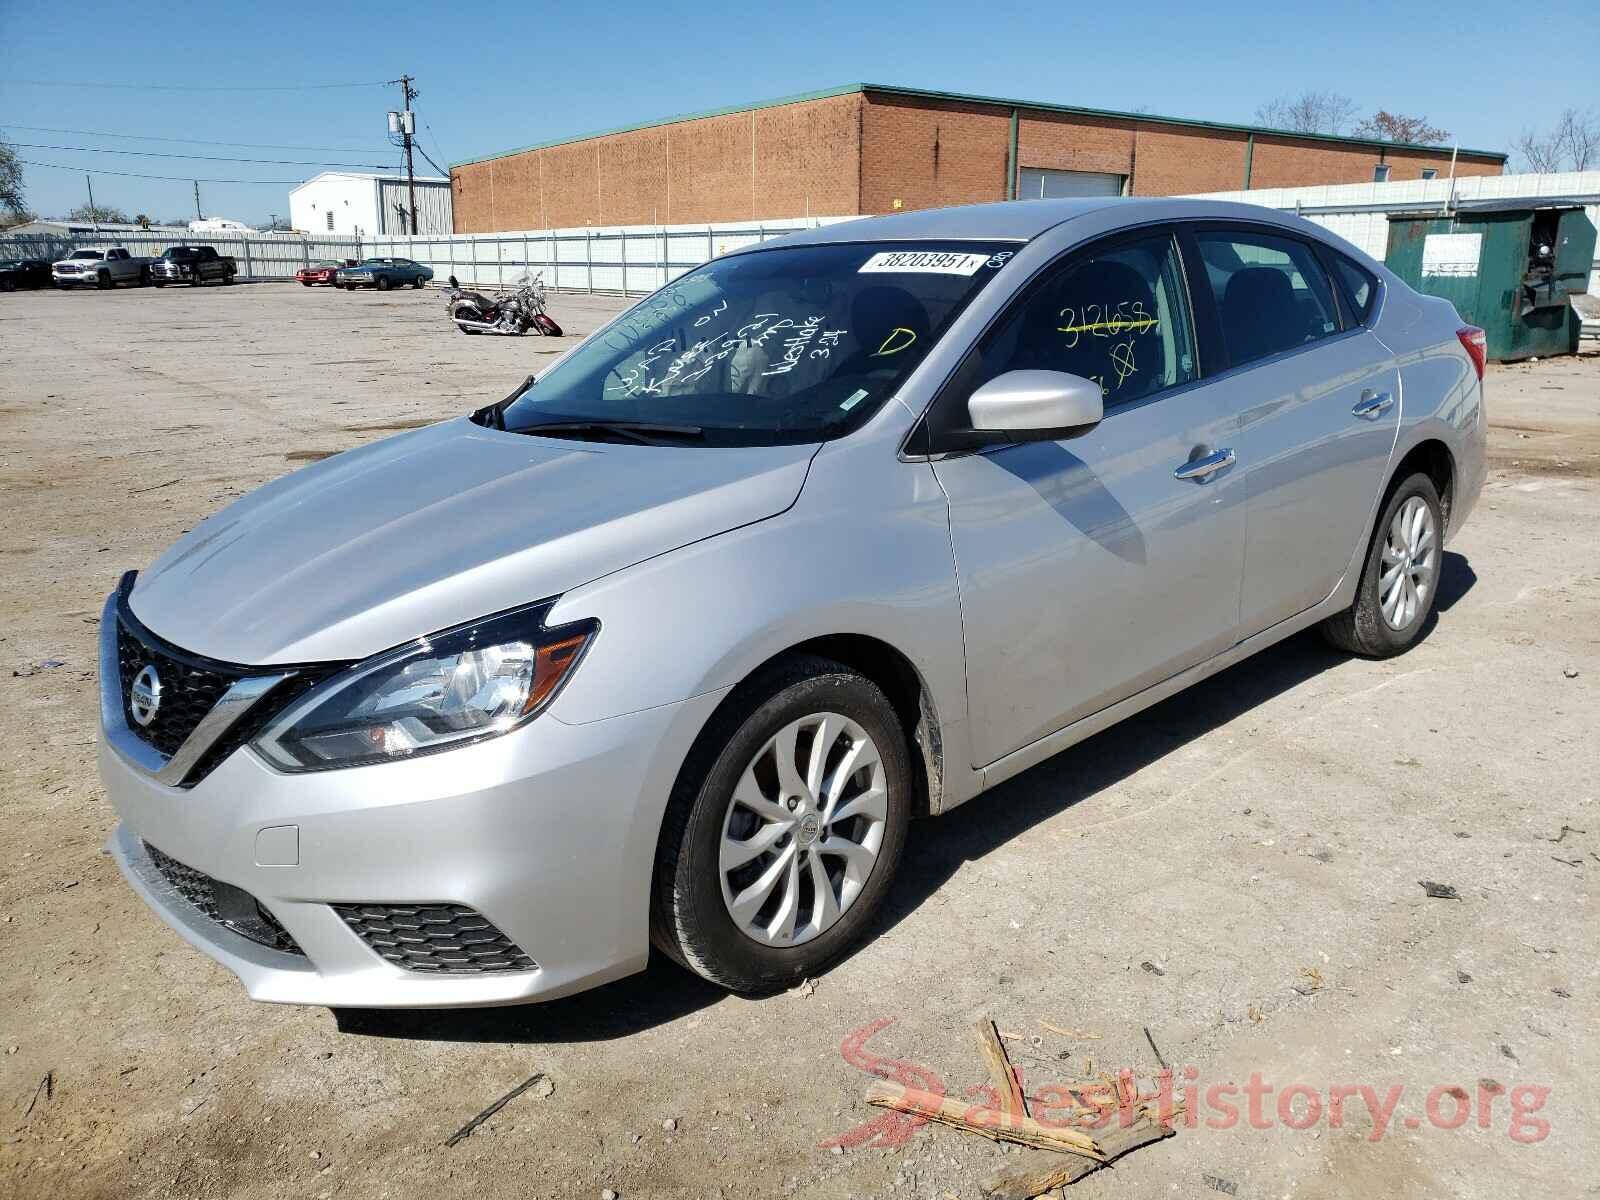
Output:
left=1, top=283, right=1596, bottom=1200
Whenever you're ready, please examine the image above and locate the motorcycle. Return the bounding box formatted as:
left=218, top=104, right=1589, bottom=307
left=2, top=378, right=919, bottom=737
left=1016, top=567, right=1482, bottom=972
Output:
left=443, top=272, right=563, bottom=337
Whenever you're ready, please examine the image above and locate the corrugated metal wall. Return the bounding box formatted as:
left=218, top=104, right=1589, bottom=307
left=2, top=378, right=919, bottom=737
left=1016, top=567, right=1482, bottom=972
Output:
left=375, top=178, right=453, bottom=235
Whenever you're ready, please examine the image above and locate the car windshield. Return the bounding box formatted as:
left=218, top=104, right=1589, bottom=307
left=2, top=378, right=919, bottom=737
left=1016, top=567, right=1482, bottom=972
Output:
left=0, top=260, right=19, bottom=269
left=495, top=240, right=1018, bottom=446
left=167, top=248, right=200, bottom=258
left=69, top=251, right=103, bottom=260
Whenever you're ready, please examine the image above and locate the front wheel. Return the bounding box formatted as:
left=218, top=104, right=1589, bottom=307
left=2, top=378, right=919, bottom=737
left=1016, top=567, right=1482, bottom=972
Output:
left=375, top=275, right=391, bottom=291
left=1321, top=472, right=1444, bottom=657
left=223, top=270, right=234, bottom=285
left=532, top=313, right=563, bottom=337
left=651, top=656, right=912, bottom=993
left=412, top=276, right=426, bottom=289
left=96, top=271, right=112, bottom=290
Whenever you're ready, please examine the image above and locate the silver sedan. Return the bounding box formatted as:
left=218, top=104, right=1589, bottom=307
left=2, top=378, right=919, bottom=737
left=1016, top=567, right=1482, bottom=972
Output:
left=100, top=198, right=1485, bottom=1005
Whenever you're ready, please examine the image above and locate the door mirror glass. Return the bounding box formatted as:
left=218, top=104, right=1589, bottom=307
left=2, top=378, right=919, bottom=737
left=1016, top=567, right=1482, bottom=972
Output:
left=967, top=370, right=1103, bottom=438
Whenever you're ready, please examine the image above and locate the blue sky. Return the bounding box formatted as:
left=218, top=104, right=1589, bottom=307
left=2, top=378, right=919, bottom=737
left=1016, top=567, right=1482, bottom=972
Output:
left=3, top=0, right=1594, bottom=224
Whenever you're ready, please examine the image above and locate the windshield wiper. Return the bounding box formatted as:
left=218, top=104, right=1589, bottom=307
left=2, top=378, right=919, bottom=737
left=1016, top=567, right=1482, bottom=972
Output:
left=517, top=420, right=707, bottom=445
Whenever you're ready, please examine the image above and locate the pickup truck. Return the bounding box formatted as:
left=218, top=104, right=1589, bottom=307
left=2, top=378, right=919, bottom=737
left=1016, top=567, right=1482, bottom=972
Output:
left=52, top=247, right=154, bottom=289
left=150, top=245, right=238, bottom=287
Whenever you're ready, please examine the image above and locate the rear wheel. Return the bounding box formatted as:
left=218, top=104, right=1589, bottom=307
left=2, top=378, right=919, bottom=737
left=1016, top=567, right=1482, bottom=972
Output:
left=1320, top=472, right=1443, bottom=657
left=651, top=656, right=911, bottom=993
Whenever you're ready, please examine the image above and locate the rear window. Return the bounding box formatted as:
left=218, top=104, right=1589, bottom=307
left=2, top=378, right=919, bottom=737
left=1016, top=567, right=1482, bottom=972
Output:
left=1330, top=254, right=1378, bottom=323
left=1193, top=231, right=1341, bottom=367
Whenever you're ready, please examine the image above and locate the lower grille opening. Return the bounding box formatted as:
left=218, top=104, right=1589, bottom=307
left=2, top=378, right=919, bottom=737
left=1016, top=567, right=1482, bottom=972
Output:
left=144, top=842, right=304, bottom=956
left=332, top=903, right=536, bottom=974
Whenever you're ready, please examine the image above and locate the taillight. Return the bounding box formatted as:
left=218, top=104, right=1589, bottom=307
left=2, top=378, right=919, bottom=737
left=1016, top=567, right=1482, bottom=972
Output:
left=1457, top=326, right=1486, bottom=381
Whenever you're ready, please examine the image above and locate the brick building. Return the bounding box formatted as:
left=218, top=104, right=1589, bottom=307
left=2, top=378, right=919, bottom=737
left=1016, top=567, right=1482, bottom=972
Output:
left=449, top=84, right=1506, bottom=233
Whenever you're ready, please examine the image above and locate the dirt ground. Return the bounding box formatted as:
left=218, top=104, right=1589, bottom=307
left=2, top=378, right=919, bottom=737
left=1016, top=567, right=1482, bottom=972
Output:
left=1, top=283, right=1596, bottom=1200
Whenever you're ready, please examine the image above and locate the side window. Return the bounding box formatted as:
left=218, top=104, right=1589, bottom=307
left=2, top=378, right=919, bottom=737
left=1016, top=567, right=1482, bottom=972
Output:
left=1330, top=253, right=1378, bottom=323
left=969, top=233, right=1196, bottom=408
left=1193, top=230, right=1341, bottom=368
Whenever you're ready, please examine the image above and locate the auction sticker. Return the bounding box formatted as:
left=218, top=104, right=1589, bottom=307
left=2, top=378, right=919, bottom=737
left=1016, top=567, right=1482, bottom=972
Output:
left=859, top=250, right=989, bottom=276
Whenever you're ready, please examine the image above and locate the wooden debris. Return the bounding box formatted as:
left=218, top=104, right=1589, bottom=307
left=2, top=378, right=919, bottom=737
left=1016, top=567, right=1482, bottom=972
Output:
left=23, top=1070, right=53, bottom=1118
left=865, top=1081, right=1105, bottom=1160
left=859, top=1015, right=1181, bottom=1196
left=982, top=1114, right=1176, bottom=1199
left=444, top=1071, right=548, bottom=1147
left=1039, top=1021, right=1100, bottom=1040
left=975, top=1017, right=1028, bottom=1123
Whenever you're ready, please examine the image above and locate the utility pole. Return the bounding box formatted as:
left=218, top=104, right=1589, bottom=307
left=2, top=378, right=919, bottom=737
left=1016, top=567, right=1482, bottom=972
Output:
left=193, top=180, right=202, bottom=222
left=85, top=173, right=99, bottom=231
left=397, top=74, right=419, bottom=235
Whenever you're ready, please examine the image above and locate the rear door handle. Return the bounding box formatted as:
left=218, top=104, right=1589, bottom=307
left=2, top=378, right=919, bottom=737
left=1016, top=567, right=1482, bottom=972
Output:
left=1173, top=447, right=1236, bottom=481
left=1352, top=390, right=1395, bottom=419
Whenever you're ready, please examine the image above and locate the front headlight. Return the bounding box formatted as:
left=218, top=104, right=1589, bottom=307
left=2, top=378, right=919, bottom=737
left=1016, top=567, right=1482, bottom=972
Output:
left=252, top=602, right=596, bottom=772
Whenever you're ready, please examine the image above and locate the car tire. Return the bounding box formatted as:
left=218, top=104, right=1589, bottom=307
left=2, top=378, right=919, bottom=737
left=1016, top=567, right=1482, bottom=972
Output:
left=1320, top=472, right=1444, bottom=658
left=1, top=277, right=14, bottom=293
left=139, top=266, right=151, bottom=287
left=153, top=281, right=165, bottom=288
left=301, top=280, right=313, bottom=287
left=412, top=276, right=425, bottom=289
left=189, top=269, right=202, bottom=287
left=376, top=275, right=391, bottom=291
left=223, top=270, right=235, bottom=285
left=96, top=271, right=111, bottom=290
left=651, top=655, right=912, bottom=994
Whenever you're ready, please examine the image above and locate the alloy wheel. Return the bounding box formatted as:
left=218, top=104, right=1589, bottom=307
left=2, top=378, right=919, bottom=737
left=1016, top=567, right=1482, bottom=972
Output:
left=718, top=712, right=888, bottom=947
left=1379, top=495, right=1437, bottom=629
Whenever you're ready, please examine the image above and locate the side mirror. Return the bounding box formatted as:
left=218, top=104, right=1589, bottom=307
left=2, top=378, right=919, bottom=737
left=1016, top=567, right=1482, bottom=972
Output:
left=967, top=370, right=1104, bottom=439
left=447, top=274, right=460, bottom=288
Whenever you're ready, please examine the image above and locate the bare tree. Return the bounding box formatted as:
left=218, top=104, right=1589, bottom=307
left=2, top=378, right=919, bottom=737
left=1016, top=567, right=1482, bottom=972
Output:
left=68, top=202, right=133, bottom=225
left=1352, top=110, right=1450, bottom=145
left=1514, top=108, right=1600, bottom=172
left=0, top=137, right=27, bottom=221
left=1256, top=91, right=1359, bottom=136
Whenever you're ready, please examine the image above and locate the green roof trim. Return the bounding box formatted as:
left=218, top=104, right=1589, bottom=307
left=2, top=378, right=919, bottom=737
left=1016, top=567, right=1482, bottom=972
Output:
left=450, top=83, right=1507, bottom=170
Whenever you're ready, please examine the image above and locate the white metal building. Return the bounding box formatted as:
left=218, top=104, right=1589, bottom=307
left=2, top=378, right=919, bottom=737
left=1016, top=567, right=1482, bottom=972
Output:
left=288, top=171, right=452, bottom=237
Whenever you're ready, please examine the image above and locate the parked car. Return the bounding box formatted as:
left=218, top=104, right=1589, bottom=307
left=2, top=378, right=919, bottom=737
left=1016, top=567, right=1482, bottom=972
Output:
left=0, top=258, right=53, bottom=291
left=295, top=259, right=350, bottom=287
left=335, top=257, right=433, bottom=291
left=100, top=198, right=1485, bottom=1007
left=52, top=246, right=153, bottom=289
left=150, top=245, right=237, bottom=287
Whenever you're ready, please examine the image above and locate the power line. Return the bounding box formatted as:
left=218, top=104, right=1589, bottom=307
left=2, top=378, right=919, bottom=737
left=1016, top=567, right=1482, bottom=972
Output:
left=2, top=76, right=390, bottom=92
left=3, top=141, right=397, bottom=169
left=4, top=124, right=389, bottom=154
left=14, top=157, right=307, bottom=185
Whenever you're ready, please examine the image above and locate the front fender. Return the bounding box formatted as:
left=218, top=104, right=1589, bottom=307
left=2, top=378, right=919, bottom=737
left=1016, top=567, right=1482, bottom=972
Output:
left=544, top=436, right=972, bottom=792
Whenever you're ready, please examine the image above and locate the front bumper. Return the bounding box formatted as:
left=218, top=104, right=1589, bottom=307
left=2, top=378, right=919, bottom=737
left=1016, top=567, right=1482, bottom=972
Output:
left=99, top=591, right=727, bottom=1007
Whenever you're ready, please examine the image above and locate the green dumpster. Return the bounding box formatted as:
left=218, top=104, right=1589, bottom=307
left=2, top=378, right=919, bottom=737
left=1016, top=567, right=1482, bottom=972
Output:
left=1384, top=199, right=1596, bottom=361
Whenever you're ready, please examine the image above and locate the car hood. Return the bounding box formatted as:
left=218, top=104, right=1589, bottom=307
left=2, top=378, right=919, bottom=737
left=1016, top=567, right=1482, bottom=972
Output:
left=130, top=417, right=818, bottom=664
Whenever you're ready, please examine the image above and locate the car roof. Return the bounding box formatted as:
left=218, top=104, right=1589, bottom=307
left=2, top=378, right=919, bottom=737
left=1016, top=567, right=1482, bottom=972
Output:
left=736, top=197, right=1349, bottom=253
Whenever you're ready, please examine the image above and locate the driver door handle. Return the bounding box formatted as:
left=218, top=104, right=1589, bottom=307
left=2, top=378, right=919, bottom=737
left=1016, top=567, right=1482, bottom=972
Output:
left=1173, top=447, right=1236, bottom=482
left=1352, top=390, right=1395, bottom=419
